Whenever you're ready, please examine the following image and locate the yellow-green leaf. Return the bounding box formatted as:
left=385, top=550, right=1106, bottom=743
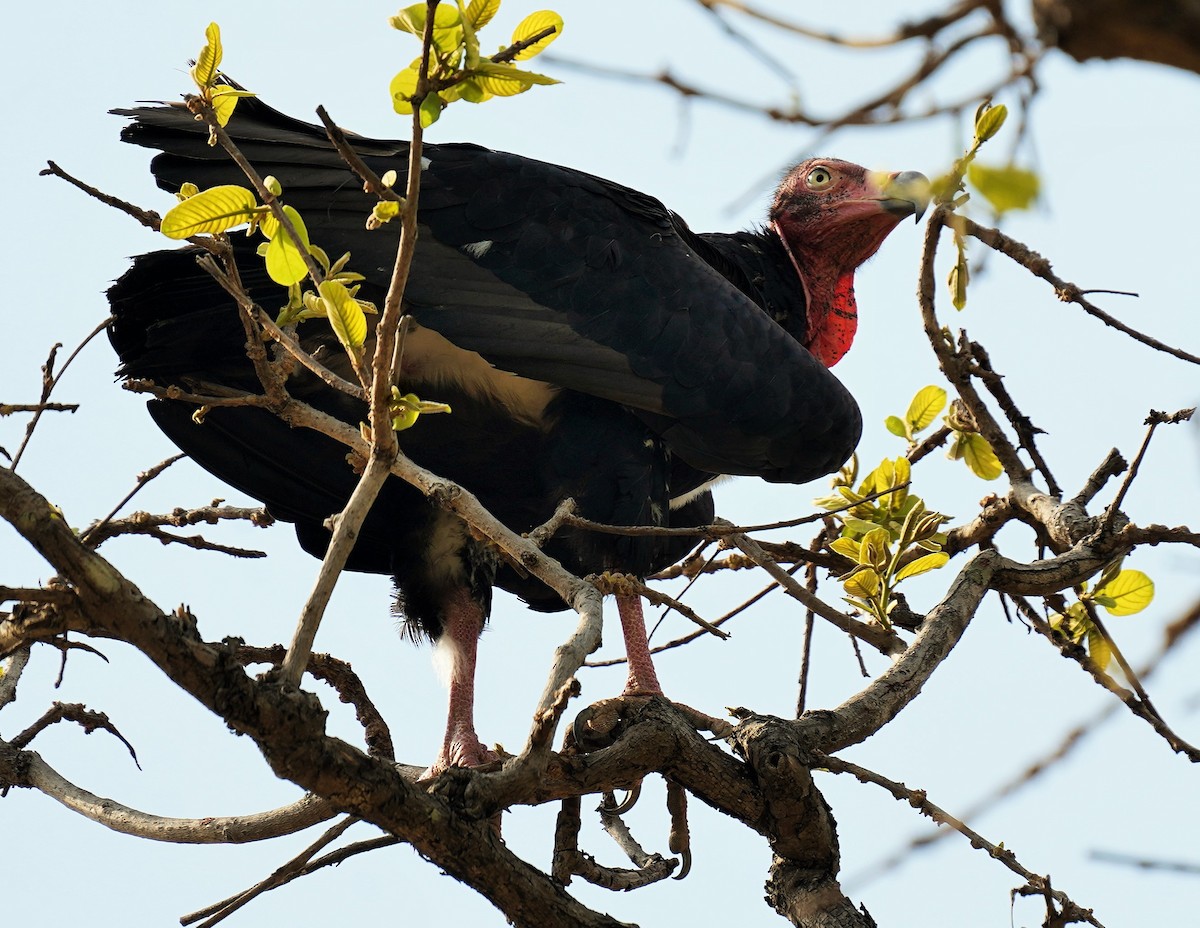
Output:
left=929, top=172, right=961, bottom=205
left=829, top=537, right=862, bottom=560
left=1095, top=570, right=1155, bottom=616
left=842, top=517, right=881, bottom=537
left=968, top=163, right=1040, bottom=215
left=391, top=390, right=421, bottom=431
left=390, top=67, right=420, bottom=113
left=191, top=22, right=223, bottom=90
left=262, top=206, right=312, bottom=286
left=961, top=432, right=1003, bottom=480
left=860, top=528, right=891, bottom=570
left=895, top=551, right=949, bottom=582
left=319, top=279, right=367, bottom=350
left=390, top=388, right=453, bottom=431
left=458, top=78, right=493, bottom=104
left=370, top=200, right=401, bottom=227
left=948, top=250, right=969, bottom=311
left=465, top=0, right=500, bottom=28
left=843, top=597, right=876, bottom=616
left=511, top=10, right=563, bottom=60
left=897, top=500, right=928, bottom=548
left=419, top=92, right=442, bottom=127
left=390, top=3, right=461, bottom=36
left=160, top=184, right=258, bottom=239
left=1087, top=625, right=1113, bottom=671
left=974, top=103, right=1008, bottom=143
left=906, top=386, right=947, bottom=434
left=843, top=567, right=880, bottom=599
left=885, top=415, right=908, bottom=439
left=471, top=59, right=558, bottom=96
left=209, top=85, right=254, bottom=127
left=310, top=244, right=332, bottom=275
left=431, top=25, right=466, bottom=59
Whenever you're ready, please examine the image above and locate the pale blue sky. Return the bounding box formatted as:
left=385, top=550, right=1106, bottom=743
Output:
left=4, top=3, right=1198, bottom=926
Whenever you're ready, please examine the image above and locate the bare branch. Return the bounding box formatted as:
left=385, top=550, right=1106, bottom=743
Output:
left=41, top=160, right=162, bottom=230
left=0, top=736, right=335, bottom=842
left=1103, top=407, right=1195, bottom=531
left=10, top=702, right=140, bottom=768
left=721, top=522, right=905, bottom=656
left=801, top=550, right=994, bottom=753
left=182, top=817, right=358, bottom=927
left=820, top=754, right=1106, bottom=927
left=0, top=646, right=31, bottom=711
left=697, top=0, right=988, bottom=48
left=0, top=402, right=79, bottom=416
left=962, top=217, right=1200, bottom=366
left=1012, top=596, right=1200, bottom=762
left=237, top=645, right=395, bottom=761
left=80, top=454, right=186, bottom=545
left=9, top=318, right=115, bottom=470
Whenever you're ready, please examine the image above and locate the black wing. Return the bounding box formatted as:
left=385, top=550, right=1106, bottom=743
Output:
left=115, top=97, right=859, bottom=483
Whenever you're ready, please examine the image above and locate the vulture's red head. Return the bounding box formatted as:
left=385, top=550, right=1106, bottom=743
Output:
left=770, top=158, right=930, bottom=367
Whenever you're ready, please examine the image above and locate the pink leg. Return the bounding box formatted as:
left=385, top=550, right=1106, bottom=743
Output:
left=617, top=594, right=663, bottom=696
left=423, top=589, right=499, bottom=779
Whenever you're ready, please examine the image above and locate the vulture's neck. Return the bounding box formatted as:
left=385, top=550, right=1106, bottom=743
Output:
left=770, top=220, right=857, bottom=369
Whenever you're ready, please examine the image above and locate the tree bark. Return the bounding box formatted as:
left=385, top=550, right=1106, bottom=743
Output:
left=1034, top=0, right=1200, bottom=74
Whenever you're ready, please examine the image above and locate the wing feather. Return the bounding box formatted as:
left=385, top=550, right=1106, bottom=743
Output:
left=115, top=96, right=859, bottom=483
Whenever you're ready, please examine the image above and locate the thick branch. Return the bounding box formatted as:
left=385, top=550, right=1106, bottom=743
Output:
left=0, top=737, right=335, bottom=843
left=0, top=464, right=624, bottom=928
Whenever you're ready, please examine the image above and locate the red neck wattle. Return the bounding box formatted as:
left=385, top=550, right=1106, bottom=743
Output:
left=770, top=221, right=858, bottom=369
left=806, top=273, right=857, bottom=368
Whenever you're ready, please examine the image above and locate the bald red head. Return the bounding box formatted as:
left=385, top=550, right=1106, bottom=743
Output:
left=770, top=159, right=929, bottom=367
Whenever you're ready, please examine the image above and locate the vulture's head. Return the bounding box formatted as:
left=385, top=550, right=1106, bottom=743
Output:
left=769, top=158, right=931, bottom=367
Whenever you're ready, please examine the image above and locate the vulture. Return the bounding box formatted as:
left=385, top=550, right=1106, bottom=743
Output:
left=107, top=96, right=928, bottom=775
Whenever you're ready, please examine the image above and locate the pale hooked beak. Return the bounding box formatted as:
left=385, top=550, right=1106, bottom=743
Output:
left=878, top=170, right=931, bottom=222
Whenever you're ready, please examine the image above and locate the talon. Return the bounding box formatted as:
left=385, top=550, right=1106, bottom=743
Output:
left=599, top=782, right=642, bottom=815
left=673, top=848, right=692, bottom=881
left=571, top=699, right=627, bottom=751
left=572, top=705, right=597, bottom=750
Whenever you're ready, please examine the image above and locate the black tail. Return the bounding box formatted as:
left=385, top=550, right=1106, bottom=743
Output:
left=113, top=96, right=407, bottom=204
left=107, top=243, right=417, bottom=578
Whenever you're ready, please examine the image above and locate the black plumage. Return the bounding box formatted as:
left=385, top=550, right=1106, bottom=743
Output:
left=107, top=97, right=926, bottom=773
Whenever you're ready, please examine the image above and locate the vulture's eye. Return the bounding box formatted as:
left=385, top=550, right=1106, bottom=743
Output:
left=806, top=166, right=835, bottom=190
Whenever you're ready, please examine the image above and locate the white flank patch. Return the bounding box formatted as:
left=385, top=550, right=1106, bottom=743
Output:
left=424, top=510, right=472, bottom=589
left=670, top=474, right=731, bottom=509
left=431, top=633, right=463, bottom=688
left=420, top=156, right=431, bottom=171
left=461, top=240, right=493, bottom=259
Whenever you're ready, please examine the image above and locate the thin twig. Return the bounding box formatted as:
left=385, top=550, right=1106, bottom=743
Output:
left=11, top=702, right=140, bottom=768
left=10, top=318, right=115, bottom=470
left=722, top=522, right=904, bottom=656
left=40, top=161, right=163, bottom=230
left=820, top=753, right=1106, bottom=928
left=1012, top=596, right=1200, bottom=762
left=1103, top=408, right=1195, bottom=531
left=280, top=3, right=443, bottom=686
left=79, top=454, right=186, bottom=546
left=181, top=817, right=359, bottom=927
left=961, top=217, right=1200, bottom=366
left=697, top=0, right=986, bottom=48
left=0, top=402, right=79, bottom=416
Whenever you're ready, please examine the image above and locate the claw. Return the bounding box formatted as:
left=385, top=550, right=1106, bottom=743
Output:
left=599, top=782, right=642, bottom=815
left=672, top=848, right=692, bottom=881
left=572, top=705, right=597, bottom=750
